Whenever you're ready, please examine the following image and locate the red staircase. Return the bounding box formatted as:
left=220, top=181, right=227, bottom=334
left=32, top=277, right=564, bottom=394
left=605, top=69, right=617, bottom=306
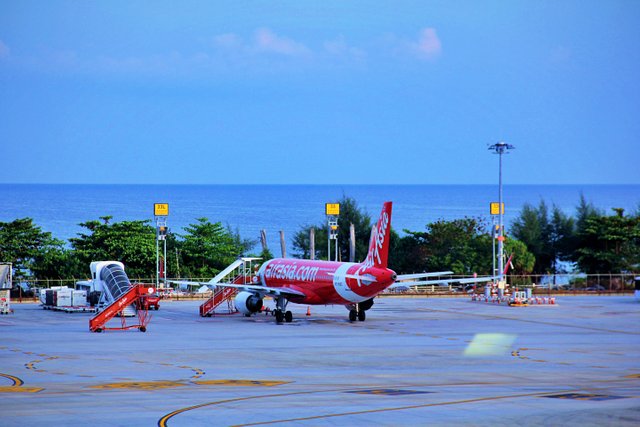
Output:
left=199, top=275, right=251, bottom=317
left=89, top=284, right=152, bottom=333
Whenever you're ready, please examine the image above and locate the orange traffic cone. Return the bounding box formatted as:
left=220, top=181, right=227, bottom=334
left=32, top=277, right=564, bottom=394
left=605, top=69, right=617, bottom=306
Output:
left=306, top=306, right=311, bottom=316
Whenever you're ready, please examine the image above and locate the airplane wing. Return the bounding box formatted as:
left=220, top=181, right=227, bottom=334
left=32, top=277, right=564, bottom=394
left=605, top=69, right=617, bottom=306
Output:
left=167, top=280, right=213, bottom=290
left=167, top=280, right=306, bottom=299
left=215, top=282, right=307, bottom=299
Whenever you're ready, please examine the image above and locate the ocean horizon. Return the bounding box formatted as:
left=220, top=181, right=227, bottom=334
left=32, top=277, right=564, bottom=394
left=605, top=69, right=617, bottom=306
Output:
left=1, top=184, right=638, bottom=253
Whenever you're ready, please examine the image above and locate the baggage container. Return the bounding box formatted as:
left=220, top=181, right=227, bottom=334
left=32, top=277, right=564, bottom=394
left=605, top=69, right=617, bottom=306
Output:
left=57, top=294, right=71, bottom=307
left=72, top=290, right=87, bottom=307
left=45, top=290, right=55, bottom=306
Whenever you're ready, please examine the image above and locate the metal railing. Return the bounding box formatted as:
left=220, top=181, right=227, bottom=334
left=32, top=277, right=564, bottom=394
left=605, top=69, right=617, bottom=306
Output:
left=8, top=273, right=638, bottom=302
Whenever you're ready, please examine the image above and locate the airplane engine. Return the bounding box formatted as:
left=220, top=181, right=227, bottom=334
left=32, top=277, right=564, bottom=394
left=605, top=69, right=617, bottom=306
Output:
left=235, top=291, right=263, bottom=315
left=358, top=298, right=375, bottom=311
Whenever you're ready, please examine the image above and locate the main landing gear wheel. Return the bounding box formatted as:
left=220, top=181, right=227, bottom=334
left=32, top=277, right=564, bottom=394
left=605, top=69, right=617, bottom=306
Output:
left=349, top=310, right=357, bottom=322
left=275, top=310, right=284, bottom=323
left=284, top=311, right=293, bottom=323
left=357, top=310, right=366, bottom=322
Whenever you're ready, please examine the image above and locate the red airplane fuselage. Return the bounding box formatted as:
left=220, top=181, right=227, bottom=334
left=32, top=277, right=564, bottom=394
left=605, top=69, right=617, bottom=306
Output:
left=257, top=259, right=396, bottom=305
left=255, top=201, right=397, bottom=306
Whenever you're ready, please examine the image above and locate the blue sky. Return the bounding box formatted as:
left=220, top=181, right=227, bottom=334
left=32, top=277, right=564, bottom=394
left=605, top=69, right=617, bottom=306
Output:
left=1, top=1, right=639, bottom=184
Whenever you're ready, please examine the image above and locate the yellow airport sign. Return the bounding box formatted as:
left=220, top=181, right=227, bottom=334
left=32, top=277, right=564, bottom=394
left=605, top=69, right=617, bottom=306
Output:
left=325, top=203, right=340, bottom=216
left=154, top=203, right=169, bottom=216
left=490, top=202, right=504, bottom=215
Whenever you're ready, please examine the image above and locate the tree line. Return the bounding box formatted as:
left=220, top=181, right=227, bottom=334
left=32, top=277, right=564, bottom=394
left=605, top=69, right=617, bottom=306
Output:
left=0, top=216, right=253, bottom=281
left=293, top=195, right=639, bottom=276
left=0, top=195, right=638, bottom=282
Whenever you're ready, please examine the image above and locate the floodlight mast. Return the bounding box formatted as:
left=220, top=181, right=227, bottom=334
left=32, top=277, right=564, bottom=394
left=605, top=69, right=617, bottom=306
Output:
left=488, top=142, right=515, bottom=284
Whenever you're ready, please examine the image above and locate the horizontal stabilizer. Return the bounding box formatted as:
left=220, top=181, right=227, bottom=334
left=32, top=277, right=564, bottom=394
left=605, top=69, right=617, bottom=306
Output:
left=391, top=276, right=496, bottom=288
left=395, top=271, right=454, bottom=281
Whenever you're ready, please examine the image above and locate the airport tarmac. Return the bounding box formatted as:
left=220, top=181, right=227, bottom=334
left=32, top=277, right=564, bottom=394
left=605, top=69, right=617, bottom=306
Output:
left=1, top=295, right=639, bottom=426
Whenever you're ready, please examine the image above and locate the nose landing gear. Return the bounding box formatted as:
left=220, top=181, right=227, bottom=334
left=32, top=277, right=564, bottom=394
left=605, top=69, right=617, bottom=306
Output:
left=348, top=299, right=373, bottom=322
left=348, top=307, right=366, bottom=322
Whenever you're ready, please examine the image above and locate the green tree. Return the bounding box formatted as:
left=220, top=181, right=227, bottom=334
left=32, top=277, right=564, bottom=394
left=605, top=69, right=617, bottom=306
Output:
left=31, top=244, right=84, bottom=280
left=392, top=218, right=492, bottom=275
left=574, top=208, right=640, bottom=273
left=70, top=216, right=156, bottom=278
left=504, top=238, right=535, bottom=275
left=179, top=218, right=254, bottom=278
left=511, top=201, right=550, bottom=273
left=426, top=217, right=493, bottom=275
left=0, top=218, right=63, bottom=279
left=292, top=196, right=374, bottom=262
left=570, top=194, right=603, bottom=267
left=392, top=217, right=535, bottom=276
left=511, top=200, right=574, bottom=274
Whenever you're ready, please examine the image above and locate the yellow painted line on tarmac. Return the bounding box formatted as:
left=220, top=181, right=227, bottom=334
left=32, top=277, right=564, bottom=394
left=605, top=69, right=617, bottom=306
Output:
left=420, top=307, right=640, bottom=335
left=158, top=390, right=322, bottom=427
left=159, top=386, right=561, bottom=427
left=89, top=380, right=188, bottom=390
left=193, top=379, right=290, bottom=387
left=0, top=373, right=43, bottom=393
left=0, top=373, right=24, bottom=386
left=191, top=368, right=205, bottom=379
left=0, top=386, right=43, bottom=393
left=624, top=374, right=640, bottom=379
left=230, top=390, right=574, bottom=427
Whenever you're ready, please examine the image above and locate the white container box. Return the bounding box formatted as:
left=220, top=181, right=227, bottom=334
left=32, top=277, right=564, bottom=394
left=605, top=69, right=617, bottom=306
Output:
left=56, top=294, right=72, bottom=307
left=72, top=290, right=87, bottom=307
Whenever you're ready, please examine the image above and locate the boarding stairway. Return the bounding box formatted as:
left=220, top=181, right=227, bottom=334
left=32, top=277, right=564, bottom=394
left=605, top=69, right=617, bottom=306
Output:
left=89, top=284, right=152, bottom=332
left=96, top=262, right=138, bottom=316
left=199, top=258, right=259, bottom=317
left=0, top=263, right=11, bottom=315
left=89, top=262, right=152, bottom=332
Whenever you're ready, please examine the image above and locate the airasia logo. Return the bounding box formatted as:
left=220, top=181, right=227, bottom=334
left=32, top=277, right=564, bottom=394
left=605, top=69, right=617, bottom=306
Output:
left=359, top=211, right=389, bottom=272
left=264, top=262, right=320, bottom=282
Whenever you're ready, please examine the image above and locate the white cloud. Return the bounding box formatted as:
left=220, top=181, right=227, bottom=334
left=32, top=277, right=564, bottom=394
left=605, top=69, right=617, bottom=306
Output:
left=253, top=28, right=310, bottom=56
left=550, top=45, right=571, bottom=64
left=323, top=36, right=366, bottom=61
left=382, top=27, right=442, bottom=61
left=4, top=28, right=441, bottom=78
left=0, top=40, right=10, bottom=59
left=212, top=33, right=242, bottom=50
left=412, top=28, right=442, bottom=60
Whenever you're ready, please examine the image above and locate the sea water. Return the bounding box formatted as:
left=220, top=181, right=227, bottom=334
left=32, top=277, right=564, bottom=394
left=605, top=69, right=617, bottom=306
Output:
left=1, top=184, right=638, bottom=253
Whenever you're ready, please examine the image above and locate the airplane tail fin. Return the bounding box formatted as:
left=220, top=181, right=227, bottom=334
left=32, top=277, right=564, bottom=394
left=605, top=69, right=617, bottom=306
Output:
left=363, top=201, right=393, bottom=269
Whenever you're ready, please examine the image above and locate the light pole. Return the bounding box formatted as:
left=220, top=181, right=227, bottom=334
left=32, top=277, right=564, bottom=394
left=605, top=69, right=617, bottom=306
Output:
left=488, top=142, right=515, bottom=284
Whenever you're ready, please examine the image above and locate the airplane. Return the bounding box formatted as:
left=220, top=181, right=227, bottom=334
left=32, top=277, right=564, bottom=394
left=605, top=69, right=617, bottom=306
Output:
left=214, top=201, right=495, bottom=323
